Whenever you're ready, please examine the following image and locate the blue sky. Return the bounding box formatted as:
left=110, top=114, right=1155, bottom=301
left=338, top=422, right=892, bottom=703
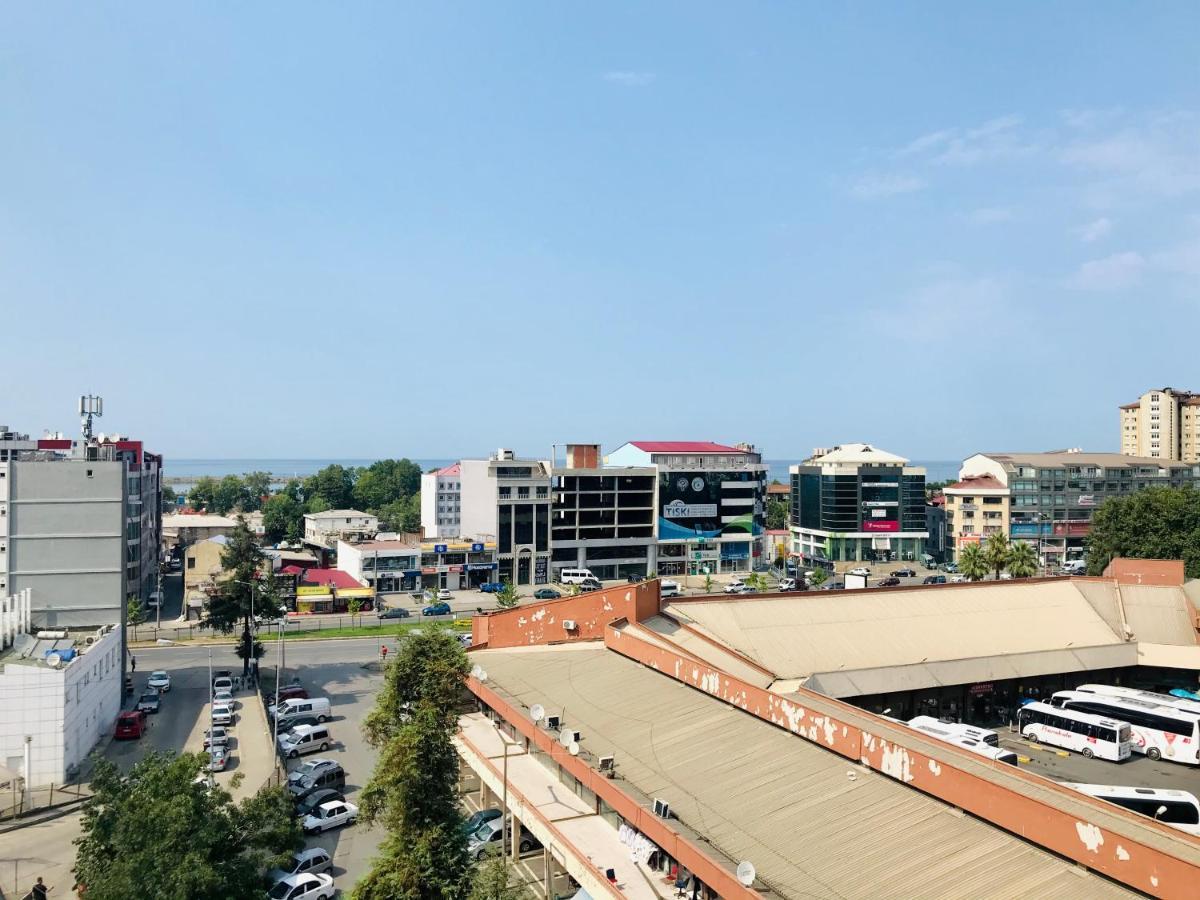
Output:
left=3, top=4, right=1199, bottom=460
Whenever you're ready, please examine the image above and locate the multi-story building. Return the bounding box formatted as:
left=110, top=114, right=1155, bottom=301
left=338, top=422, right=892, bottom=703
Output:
left=338, top=537, right=498, bottom=593
left=1119, top=387, right=1200, bottom=461
left=420, top=463, right=462, bottom=539
left=605, top=441, right=766, bottom=576
left=924, top=496, right=947, bottom=564
left=550, top=443, right=656, bottom=581
left=789, top=443, right=928, bottom=566
left=302, top=509, right=378, bottom=553
left=952, top=450, right=1200, bottom=565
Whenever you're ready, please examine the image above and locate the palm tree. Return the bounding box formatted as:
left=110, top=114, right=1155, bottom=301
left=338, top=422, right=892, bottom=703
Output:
left=983, top=533, right=1010, bottom=580
left=958, top=543, right=988, bottom=581
left=1007, top=541, right=1038, bottom=578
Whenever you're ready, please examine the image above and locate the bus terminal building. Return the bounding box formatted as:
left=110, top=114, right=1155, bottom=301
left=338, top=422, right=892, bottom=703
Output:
left=459, top=558, right=1200, bottom=899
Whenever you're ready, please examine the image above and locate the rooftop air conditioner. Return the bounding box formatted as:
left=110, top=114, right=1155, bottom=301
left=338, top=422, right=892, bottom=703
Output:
left=563, top=619, right=577, bottom=631
left=653, top=798, right=671, bottom=819
left=545, top=714, right=561, bottom=730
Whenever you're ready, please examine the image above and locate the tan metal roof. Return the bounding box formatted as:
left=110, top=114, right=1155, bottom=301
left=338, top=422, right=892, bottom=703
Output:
left=1118, top=585, right=1199, bottom=645
left=474, top=645, right=1139, bottom=899
left=982, top=450, right=1194, bottom=469
left=665, top=581, right=1127, bottom=682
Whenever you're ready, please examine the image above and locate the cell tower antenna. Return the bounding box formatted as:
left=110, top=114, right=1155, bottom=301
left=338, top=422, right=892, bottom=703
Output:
left=79, top=394, right=103, bottom=441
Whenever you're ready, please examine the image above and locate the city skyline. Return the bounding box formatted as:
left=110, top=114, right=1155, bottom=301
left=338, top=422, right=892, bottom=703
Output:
left=3, top=5, right=1199, bottom=458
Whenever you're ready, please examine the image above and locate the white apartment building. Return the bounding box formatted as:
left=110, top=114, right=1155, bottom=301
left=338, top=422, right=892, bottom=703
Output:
left=420, top=463, right=462, bottom=538
left=302, top=509, right=378, bottom=551
left=1119, top=387, right=1200, bottom=461
left=0, top=589, right=123, bottom=788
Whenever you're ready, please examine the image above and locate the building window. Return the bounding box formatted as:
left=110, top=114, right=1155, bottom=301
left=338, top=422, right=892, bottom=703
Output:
left=187, top=558, right=196, bottom=569
left=499, top=486, right=511, bottom=499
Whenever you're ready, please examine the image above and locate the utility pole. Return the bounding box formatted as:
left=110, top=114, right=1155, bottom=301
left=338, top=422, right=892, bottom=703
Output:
left=272, top=618, right=283, bottom=782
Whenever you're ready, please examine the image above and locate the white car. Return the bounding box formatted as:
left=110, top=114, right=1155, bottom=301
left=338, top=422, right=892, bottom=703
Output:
left=848, top=567, right=871, bottom=577
left=212, top=689, right=236, bottom=707
left=303, top=799, right=358, bottom=834
left=207, top=746, right=229, bottom=772
left=203, top=726, right=229, bottom=749
left=723, top=581, right=746, bottom=594
left=210, top=702, right=235, bottom=726
left=287, top=758, right=340, bottom=787
left=268, top=872, right=334, bottom=900
left=950, top=574, right=968, bottom=583
left=778, top=578, right=797, bottom=591
left=147, top=670, right=171, bottom=692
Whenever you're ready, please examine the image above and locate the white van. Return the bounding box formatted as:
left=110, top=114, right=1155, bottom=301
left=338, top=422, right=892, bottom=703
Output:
left=278, top=724, right=332, bottom=759
left=1062, top=560, right=1088, bottom=575
left=559, top=568, right=597, bottom=585
left=270, top=697, right=332, bottom=723
left=659, top=579, right=681, bottom=599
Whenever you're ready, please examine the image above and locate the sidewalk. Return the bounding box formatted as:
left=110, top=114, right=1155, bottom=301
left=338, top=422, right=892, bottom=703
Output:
left=185, top=685, right=276, bottom=800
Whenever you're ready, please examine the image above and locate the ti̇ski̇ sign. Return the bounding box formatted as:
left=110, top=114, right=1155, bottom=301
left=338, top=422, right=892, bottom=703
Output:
left=663, top=499, right=719, bottom=519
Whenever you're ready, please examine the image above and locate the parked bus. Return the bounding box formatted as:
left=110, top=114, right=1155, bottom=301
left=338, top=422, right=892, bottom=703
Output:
left=1073, top=683, right=1200, bottom=718
left=1062, top=783, right=1200, bottom=836
left=907, top=718, right=1019, bottom=766
left=907, top=715, right=1000, bottom=747
left=1017, top=702, right=1132, bottom=761
left=1051, top=690, right=1200, bottom=765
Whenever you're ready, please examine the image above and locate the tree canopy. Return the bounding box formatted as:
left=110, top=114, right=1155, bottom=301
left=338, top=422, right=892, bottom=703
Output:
left=766, top=499, right=788, bottom=530
left=73, top=751, right=302, bottom=900
left=957, top=542, right=988, bottom=581
left=1086, top=486, right=1200, bottom=577
left=204, top=522, right=282, bottom=674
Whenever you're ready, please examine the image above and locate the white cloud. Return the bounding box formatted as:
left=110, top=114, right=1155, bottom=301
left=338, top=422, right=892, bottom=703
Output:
left=850, top=172, right=925, bottom=199
left=1065, top=251, right=1145, bottom=291
left=602, top=71, right=656, bottom=87
left=967, top=206, right=1014, bottom=225
left=1059, top=113, right=1200, bottom=196
left=896, top=128, right=955, bottom=157
left=934, top=114, right=1036, bottom=166
left=1076, top=217, right=1113, bottom=243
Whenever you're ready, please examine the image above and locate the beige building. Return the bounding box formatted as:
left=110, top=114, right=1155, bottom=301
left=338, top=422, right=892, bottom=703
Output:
left=943, top=474, right=1010, bottom=558
left=1119, top=387, right=1200, bottom=461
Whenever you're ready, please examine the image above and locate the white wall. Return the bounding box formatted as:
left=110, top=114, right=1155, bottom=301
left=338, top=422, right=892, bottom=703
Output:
left=336, top=541, right=363, bottom=581
left=0, top=625, right=122, bottom=787
left=457, top=460, right=497, bottom=540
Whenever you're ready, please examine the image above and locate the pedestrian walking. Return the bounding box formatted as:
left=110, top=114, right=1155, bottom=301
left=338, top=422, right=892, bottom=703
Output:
left=32, top=876, right=52, bottom=899
left=380, top=644, right=389, bottom=661
left=130, top=655, right=136, bottom=672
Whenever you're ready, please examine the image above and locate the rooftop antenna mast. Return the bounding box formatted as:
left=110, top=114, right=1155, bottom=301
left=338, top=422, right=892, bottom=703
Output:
left=79, top=394, right=103, bottom=441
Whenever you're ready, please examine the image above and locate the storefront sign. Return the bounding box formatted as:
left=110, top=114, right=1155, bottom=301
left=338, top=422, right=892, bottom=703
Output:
left=663, top=500, right=718, bottom=519
left=863, top=500, right=898, bottom=507
left=534, top=556, right=548, bottom=582
left=403, top=569, right=422, bottom=578
left=969, top=682, right=995, bottom=696
left=471, top=542, right=484, bottom=552
left=434, top=544, right=448, bottom=554
left=466, top=563, right=498, bottom=571
left=448, top=565, right=463, bottom=573
left=1078, top=495, right=1096, bottom=506
left=861, top=519, right=899, bottom=532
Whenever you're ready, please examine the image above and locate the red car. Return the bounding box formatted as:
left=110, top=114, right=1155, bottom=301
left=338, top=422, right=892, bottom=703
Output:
left=276, top=685, right=309, bottom=703
left=114, top=710, right=147, bottom=740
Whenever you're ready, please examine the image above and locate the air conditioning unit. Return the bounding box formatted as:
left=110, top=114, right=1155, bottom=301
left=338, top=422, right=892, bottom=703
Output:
left=545, top=714, right=561, bottom=730
left=598, top=755, right=615, bottom=775
left=563, top=619, right=577, bottom=631
left=653, top=797, right=671, bottom=819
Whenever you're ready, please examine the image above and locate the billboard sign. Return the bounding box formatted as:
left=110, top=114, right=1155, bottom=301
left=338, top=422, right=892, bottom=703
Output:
left=861, top=519, right=899, bottom=532
left=663, top=500, right=719, bottom=519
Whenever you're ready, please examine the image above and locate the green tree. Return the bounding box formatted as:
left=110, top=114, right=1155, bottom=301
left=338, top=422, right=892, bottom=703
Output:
left=241, top=471, right=273, bottom=511
left=1086, top=486, right=1200, bottom=578
left=354, top=459, right=423, bottom=511
left=347, top=596, right=365, bottom=626
left=471, top=856, right=524, bottom=900
left=162, top=485, right=178, bottom=513
left=212, top=475, right=247, bottom=515
left=495, top=581, right=519, bottom=609
left=766, top=499, right=788, bottom=530
left=304, top=464, right=357, bottom=511
left=126, top=597, right=144, bottom=628
left=703, top=574, right=714, bottom=594
left=74, top=751, right=302, bottom=900
left=376, top=494, right=421, bottom=534
left=809, top=567, right=828, bottom=587
left=262, top=492, right=304, bottom=544
left=355, top=630, right=472, bottom=900
left=188, top=475, right=219, bottom=511
left=204, top=523, right=279, bottom=676
left=983, top=532, right=1011, bottom=580
left=306, top=494, right=332, bottom=515
left=958, top=543, right=988, bottom=581
left=1007, top=541, right=1039, bottom=577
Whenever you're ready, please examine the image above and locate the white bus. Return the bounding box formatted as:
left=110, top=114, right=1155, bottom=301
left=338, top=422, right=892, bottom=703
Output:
left=1062, top=783, right=1200, bottom=836
left=1017, top=702, right=1132, bottom=761
left=1073, top=683, right=1200, bottom=718
left=907, top=716, right=1000, bottom=747
left=1051, top=690, right=1200, bottom=765
left=907, top=718, right=1018, bottom=766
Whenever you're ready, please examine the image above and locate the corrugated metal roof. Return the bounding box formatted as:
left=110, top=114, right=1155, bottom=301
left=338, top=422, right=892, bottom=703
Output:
left=628, top=441, right=748, bottom=454
left=1119, top=585, right=1199, bottom=645
left=475, top=646, right=1139, bottom=899
left=665, top=581, right=1126, bottom=681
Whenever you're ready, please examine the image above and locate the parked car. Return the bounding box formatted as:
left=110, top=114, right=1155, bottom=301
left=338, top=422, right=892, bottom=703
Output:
left=294, top=788, right=346, bottom=818
left=276, top=714, right=321, bottom=736
left=894, top=567, right=917, bottom=578
left=578, top=579, right=601, bottom=592
left=212, top=689, right=236, bottom=707
left=378, top=606, right=411, bottom=620
left=212, top=676, right=234, bottom=694
left=462, top=808, right=502, bottom=835
left=147, top=670, right=171, bottom=692
left=625, top=574, right=645, bottom=584
left=288, top=763, right=346, bottom=798
left=777, top=577, right=797, bottom=592
left=114, top=710, right=146, bottom=740
left=269, top=697, right=332, bottom=723
left=723, top=581, right=746, bottom=594
left=424, top=588, right=453, bottom=602
left=207, top=746, right=229, bottom=772
left=278, top=724, right=332, bottom=759
left=923, top=574, right=947, bottom=585
left=268, top=848, right=333, bottom=884
left=950, top=574, right=968, bottom=583
left=287, top=758, right=341, bottom=787
left=203, top=726, right=229, bottom=749
left=468, top=819, right=540, bottom=860
left=267, top=872, right=334, bottom=900
left=478, top=582, right=505, bottom=593
left=275, top=684, right=310, bottom=703
left=847, top=566, right=871, bottom=577
left=302, top=799, right=359, bottom=835
left=422, top=602, right=452, bottom=616
left=876, top=577, right=901, bottom=587
left=659, top=579, right=681, bottom=599
left=136, top=692, right=161, bottom=714
left=532, top=588, right=561, bottom=600
left=210, top=702, right=235, bottom=726
left=943, top=562, right=959, bottom=574
left=821, top=581, right=845, bottom=591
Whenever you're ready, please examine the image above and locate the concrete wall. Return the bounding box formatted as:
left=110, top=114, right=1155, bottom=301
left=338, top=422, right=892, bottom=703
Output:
left=472, top=581, right=660, bottom=648
left=457, top=460, right=497, bottom=541
left=5, top=459, right=126, bottom=627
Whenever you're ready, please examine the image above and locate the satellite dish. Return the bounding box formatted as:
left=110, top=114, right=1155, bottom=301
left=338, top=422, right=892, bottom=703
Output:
left=736, top=861, right=756, bottom=886
left=530, top=704, right=545, bottom=723
left=558, top=729, right=573, bottom=747
left=569, top=741, right=580, bottom=756
left=45, top=653, right=62, bottom=669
